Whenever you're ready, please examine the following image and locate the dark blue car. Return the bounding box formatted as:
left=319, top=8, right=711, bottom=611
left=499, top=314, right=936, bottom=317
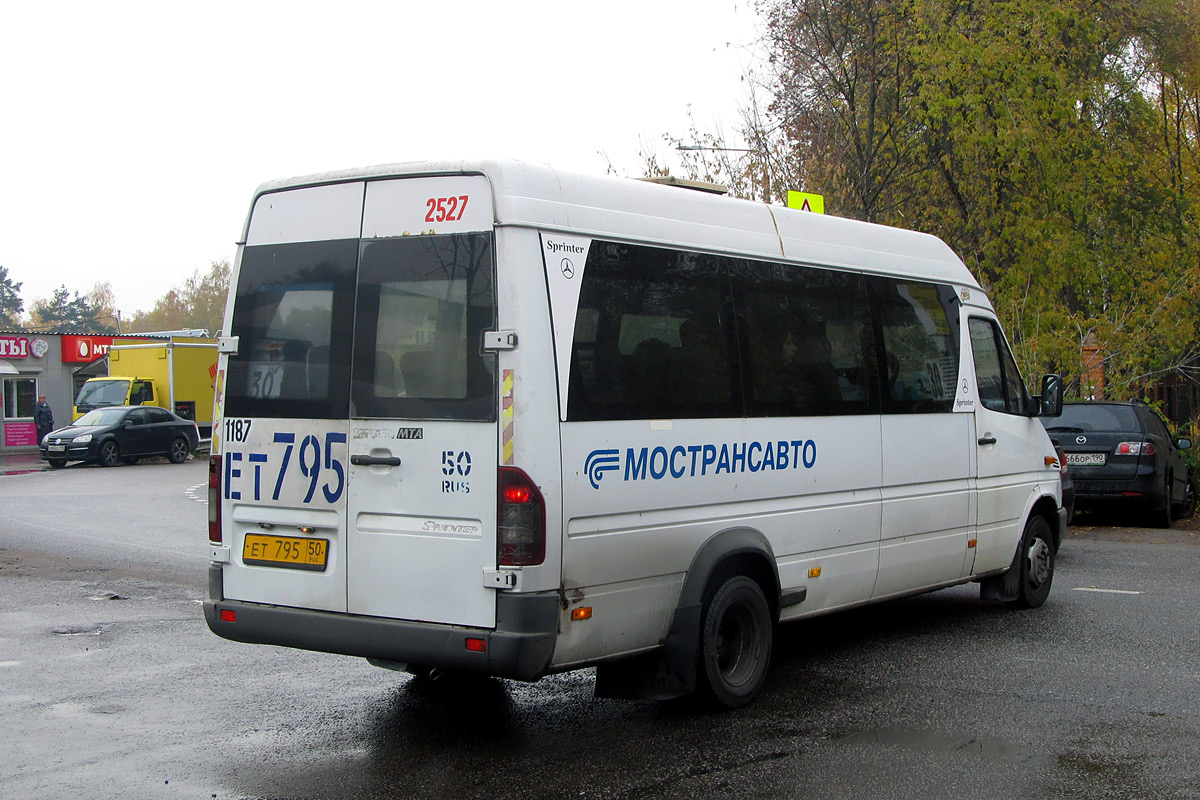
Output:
left=40, top=405, right=199, bottom=468
left=1042, top=401, right=1194, bottom=527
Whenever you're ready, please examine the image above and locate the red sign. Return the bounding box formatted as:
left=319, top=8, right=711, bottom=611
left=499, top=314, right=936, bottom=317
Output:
left=4, top=422, right=38, bottom=446
left=60, top=335, right=149, bottom=363
left=0, top=336, right=32, bottom=358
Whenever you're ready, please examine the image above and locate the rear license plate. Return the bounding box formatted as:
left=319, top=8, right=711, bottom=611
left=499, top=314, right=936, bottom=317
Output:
left=243, top=534, right=328, bottom=571
left=48, top=445, right=65, bottom=452
left=1066, top=453, right=1106, bottom=466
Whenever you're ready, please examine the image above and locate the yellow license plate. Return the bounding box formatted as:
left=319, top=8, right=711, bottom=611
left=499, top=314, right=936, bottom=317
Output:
left=243, top=533, right=328, bottom=571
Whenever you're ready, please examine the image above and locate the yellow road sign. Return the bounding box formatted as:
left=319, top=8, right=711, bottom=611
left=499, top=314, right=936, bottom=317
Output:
left=787, top=191, right=825, bottom=213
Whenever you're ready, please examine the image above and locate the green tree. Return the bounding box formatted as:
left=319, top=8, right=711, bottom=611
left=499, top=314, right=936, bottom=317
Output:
left=0, top=266, right=24, bottom=328
left=29, top=284, right=116, bottom=332
left=750, top=0, right=1200, bottom=400
left=126, top=259, right=230, bottom=335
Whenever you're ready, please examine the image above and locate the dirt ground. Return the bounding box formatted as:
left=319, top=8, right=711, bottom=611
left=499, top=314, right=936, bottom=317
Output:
left=1066, top=505, right=1200, bottom=545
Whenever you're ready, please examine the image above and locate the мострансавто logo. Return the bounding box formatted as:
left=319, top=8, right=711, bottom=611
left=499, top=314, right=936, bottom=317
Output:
left=585, top=439, right=817, bottom=490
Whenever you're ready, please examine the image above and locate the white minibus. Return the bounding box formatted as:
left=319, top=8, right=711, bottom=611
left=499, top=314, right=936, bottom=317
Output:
left=205, top=159, right=1066, bottom=708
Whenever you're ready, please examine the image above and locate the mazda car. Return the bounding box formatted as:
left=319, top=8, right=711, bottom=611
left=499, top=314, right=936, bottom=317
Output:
left=1041, top=401, right=1194, bottom=527
left=40, top=405, right=200, bottom=468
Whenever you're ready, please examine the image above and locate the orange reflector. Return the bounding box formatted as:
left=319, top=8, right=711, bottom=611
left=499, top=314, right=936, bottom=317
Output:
left=220, top=609, right=236, bottom=623
left=809, top=567, right=822, bottom=578
left=465, top=638, right=487, bottom=652
left=968, top=539, right=978, bottom=548
left=1045, top=456, right=1058, bottom=468
left=299, top=526, right=315, bottom=535
left=571, top=606, right=593, bottom=621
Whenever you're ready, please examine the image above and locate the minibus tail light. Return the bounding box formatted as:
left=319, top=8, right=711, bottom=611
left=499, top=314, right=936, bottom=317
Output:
left=498, top=467, right=545, bottom=566
left=209, top=455, right=222, bottom=544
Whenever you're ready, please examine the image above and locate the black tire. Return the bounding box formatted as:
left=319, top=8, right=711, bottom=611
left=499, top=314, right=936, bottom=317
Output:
left=168, top=437, right=190, bottom=464
left=1151, top=474, right=1174, bottom=529
left=48, top=459, right=67, bottom=469
left=98, top=440, right=120, bottom=468
left=1173, top=478, right=1196, bottom=520
left=1009, top=515, right=1055, bottom=609
left=698, top=575, right=773, bottom=709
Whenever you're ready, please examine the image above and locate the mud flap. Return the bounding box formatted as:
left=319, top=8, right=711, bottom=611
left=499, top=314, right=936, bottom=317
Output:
left=979, top=545, right=1022, bottom=603
left=594, top=603, right=700, bottom=700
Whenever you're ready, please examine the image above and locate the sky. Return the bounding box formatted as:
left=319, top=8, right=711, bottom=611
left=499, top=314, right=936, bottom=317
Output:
left=1, top=1, right=762, bottom=321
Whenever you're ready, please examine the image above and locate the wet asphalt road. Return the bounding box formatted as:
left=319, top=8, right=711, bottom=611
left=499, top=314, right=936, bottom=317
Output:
left=1, top=460, right=1198, bottom=799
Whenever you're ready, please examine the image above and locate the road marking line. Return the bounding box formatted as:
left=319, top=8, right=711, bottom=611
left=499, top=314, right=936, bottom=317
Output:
left=1072, top=587, right=1143, bottom=595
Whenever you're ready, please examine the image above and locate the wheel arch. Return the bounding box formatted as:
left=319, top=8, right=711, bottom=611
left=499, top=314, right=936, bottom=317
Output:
left=980, top=496, right=1060, bottom=604
left=594, top=526, right=779, bottom=701
left=1028, top=493, right=1062, bottom=550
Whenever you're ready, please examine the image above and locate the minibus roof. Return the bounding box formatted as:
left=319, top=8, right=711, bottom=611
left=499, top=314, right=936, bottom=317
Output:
left=248, top=159, right=983, bottom=291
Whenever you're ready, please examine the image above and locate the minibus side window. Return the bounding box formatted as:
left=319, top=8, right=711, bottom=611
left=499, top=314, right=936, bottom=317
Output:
left=871, top=279, right=960, bottom=413
left=731, top=261, right=878, bottom=417
left=225, top=239, right=357, bottom=419
left=567, top=242, right=737, bottom=421
left=968, top=317, right=1030, bottom=414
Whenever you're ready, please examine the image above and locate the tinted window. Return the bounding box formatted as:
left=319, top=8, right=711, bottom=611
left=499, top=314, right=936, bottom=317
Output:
left=969, top=317, right=1030, bottom=414
left=226, top=240, right=357, bottom=419
left=733, top=261, right=877, bottom=416
left=146, top=408, right=173, bottom=424
left=352, top=234, right=496, bottom=420
left=567, top=242, right=737, bottom=421
left=1055, top=403, right=1140, bottom=431
left=77, top=408, right=128, bottom=426
left=873, top=281, right=961, bottom=412
left=1142, top=409, right=1170, bottom=440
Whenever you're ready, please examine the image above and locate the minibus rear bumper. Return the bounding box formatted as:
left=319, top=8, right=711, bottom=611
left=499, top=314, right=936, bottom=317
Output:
left=204, top=567, right=558, bottom=681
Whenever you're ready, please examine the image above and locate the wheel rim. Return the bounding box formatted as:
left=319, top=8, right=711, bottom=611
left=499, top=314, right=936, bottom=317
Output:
left=172, top=440, right=187, bottom=460
left=715, top=602, right=761, bottom=688
left=1026, top=537, right=1052, bottom=589
left=102, top=443, right=117, bottom=465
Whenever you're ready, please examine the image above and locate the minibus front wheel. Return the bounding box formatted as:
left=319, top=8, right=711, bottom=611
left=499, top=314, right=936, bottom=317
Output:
left=1010, top=515, right=1055, bottom=609
left=699, top=575, right=773, bottom=708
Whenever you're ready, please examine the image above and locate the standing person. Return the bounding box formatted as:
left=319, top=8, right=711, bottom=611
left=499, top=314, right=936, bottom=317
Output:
left=35, top=394, right=55, bottom=443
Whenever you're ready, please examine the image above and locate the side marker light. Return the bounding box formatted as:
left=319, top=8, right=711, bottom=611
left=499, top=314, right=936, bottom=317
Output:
left=809, top=567, right=822, bottom=578
left=571, top=607, right=593, bottom=621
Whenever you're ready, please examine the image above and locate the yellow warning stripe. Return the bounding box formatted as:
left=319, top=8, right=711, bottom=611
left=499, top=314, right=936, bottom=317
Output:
left=502, top=369, right=514, bottom=465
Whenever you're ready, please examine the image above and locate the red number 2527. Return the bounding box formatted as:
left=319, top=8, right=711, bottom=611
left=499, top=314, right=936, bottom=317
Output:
left=425, top=195, right=469, bottom=223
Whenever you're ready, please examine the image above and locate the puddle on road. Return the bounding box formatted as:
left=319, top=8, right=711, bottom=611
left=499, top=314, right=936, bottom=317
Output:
left=51, top=624, right=104, bottom=636
left=838, top=727, right=1048, bottom=765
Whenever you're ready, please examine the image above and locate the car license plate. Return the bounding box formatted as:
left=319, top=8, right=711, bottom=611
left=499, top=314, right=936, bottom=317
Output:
left=48, top=445, right=65, bottom=452
left=1066, top=453, right=1106, bottom=466
left=243, top=533, right=328, bottom=571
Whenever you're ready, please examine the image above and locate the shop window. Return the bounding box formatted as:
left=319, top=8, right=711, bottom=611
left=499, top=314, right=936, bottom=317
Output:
left=3, top=378, right=37, bottom=418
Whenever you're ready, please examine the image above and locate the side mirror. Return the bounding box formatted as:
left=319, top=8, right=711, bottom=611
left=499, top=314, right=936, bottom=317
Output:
left=1038, top=374, right=1063, bottom=417
left=1176, top=438, right=1192, bottom=451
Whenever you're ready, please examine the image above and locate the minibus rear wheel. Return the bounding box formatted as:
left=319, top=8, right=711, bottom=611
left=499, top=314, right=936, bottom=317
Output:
left=699, top=575, right=772, bottom=708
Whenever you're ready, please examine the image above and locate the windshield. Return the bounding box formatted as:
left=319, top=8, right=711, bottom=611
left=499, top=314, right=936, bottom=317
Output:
left=75, top=408, right=129, bottom=426
left=1049, top=403, right=1139, bottom=432
left=75, top=379, right=131, bottom=408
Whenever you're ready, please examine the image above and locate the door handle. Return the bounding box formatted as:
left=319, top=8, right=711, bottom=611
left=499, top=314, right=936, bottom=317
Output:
left=978, top=436, right=997, bottom=446
left=351, top=454, right=402, bottom=467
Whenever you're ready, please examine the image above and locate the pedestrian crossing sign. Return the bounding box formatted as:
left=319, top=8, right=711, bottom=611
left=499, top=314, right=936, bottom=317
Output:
left=787, top=191, right=825, bottom=213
